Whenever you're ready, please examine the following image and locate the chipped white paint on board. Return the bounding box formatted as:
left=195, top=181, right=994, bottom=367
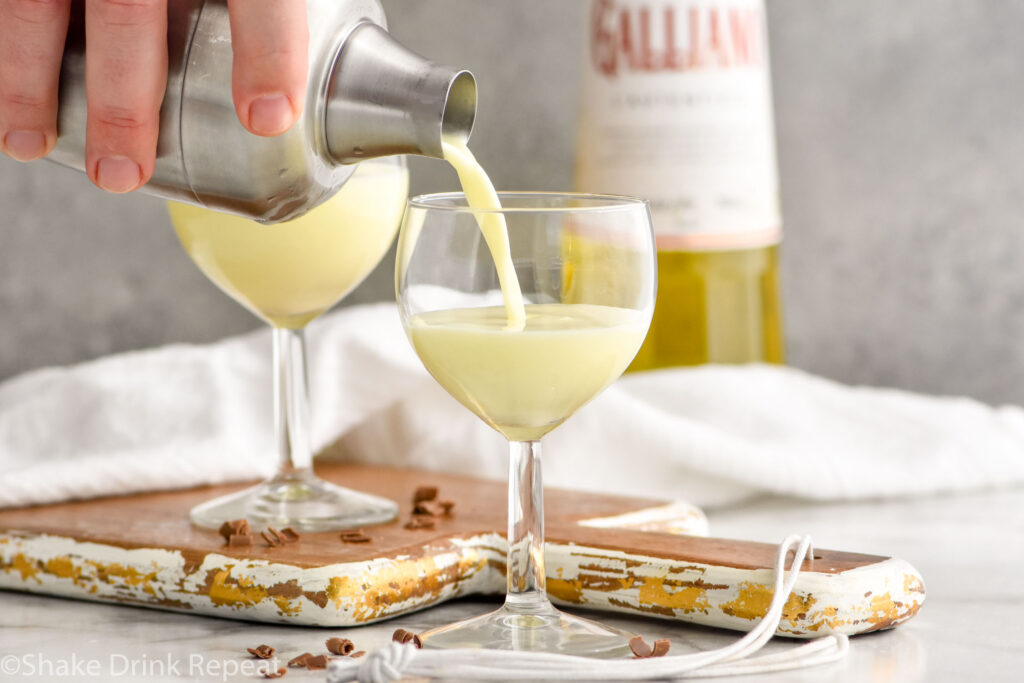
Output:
left=0, top=530, right=506, bottom=626
left=544, top=543, right=924, bottom=637
left=0, top=519, right=923, bottom=635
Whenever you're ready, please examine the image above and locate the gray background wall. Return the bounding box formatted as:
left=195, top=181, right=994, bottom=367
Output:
left=2, top=0, right=1023, bottom=404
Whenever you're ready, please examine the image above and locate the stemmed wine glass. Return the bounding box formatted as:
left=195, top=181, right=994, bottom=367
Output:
left=168, top=156, right=408, bottom=531
left=396, top=192, right=656, bottom=656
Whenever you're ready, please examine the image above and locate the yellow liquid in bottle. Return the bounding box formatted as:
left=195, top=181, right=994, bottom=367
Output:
left=168, top=159, right=409, bottom=329
left=629, top=245, right=784, bottom=371
left=573, top=0, right=784, bottom=371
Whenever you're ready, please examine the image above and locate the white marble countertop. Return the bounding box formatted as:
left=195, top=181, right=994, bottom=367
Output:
left=2, top=486, right=1022, bottom=682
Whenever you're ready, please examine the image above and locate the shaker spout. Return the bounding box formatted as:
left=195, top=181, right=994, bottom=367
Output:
left=324, top=22, right=477, bottom=163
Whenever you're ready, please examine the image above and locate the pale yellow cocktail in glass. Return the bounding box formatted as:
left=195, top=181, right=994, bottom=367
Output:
left=169, top=157, right=408, bottom=531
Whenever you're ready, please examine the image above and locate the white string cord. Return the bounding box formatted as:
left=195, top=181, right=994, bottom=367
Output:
left=327, top=535, right=848, bottom=683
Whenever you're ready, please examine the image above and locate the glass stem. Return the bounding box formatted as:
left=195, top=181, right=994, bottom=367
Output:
left=273, top=327, right=313, bottom=479
left=504, top=440, right=550, bottom=613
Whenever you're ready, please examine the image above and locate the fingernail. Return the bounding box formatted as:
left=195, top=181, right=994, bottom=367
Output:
left=96, top=156, right=142, bottom=193
left=248, top=94, right=295, bottom=136
left=3, top=130, right=47, bottom=162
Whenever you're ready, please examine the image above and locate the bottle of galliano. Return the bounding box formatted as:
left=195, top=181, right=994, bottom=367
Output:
left=575, top=0, right=784, bottom=369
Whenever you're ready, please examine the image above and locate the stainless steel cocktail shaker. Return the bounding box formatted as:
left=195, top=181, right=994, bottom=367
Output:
left=48, top=0, right=476, bottom=223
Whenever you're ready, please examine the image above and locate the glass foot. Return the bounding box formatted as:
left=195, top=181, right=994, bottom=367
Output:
left=420, top=600, right=634, bottom=658
left=189, top=472, right=398, bottom=532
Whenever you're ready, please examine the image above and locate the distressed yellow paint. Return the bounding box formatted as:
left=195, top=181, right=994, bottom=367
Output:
left=45, top=556, right=82, bottom=583
left=327, top=575, right=350, bottom=609
left=352, top=556, right=443, bottom=621
left=6, top=553, right=160, bottom=593
left=903, top=573, right=924, bottom=595
left=719, top=582, right=816, bottom=626
left=547, top=577, right=585, bottom=603
left=6, top=553, right=41, bottom=583
left=866, top=592, right=899, bottom=626
left=781, top=593, right=817, bottom=626
left=325, top=551, right=488, bottom=622
left=807, top=604, right=847, bottom=632
left=207, top=570, right=268, bottom=608
left=637, top=577, right=711, bottom=613
left=720, top=582, right=771, bottom=620
left=826, top=610, right=848, bottom=629
left=463, top=550, right=487, bottom=577
left=273, top=596, right=301, bottom=616
left=88, top=561, right=159, bottom=589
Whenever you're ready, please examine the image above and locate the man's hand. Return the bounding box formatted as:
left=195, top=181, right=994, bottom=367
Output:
left=0, top=0, right=309, bottom=193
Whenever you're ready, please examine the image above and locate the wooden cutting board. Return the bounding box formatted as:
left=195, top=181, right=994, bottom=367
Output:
left=0, top=464, right=923, bottom=637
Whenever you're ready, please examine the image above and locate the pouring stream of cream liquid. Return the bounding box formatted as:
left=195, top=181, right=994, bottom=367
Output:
left=441, top=137, right=527, bottom=330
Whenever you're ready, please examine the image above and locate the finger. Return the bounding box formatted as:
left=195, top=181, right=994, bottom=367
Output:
left=0, top=0, right=71, bottom=161
left=85, top=0, right=166, bottom=193
left=227, top=0, right=308, bottom=136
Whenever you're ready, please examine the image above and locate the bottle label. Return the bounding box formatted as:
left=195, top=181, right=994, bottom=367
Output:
left=576, top=0, right=781, bottom=250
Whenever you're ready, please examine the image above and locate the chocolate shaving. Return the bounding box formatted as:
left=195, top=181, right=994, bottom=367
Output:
left=405, top=487, right=455, bottom=529
left=404, top=517, right=435, bottom=530
left=279, top=527, right=301, bottom=543
left=629, top=636, right=671, bottom=658
left=340, top=529, right=372, bottom=543
left=412, top=485, right=438, bottom=504
left=325, top=637, right=354, bottom=656
left=351, top=651, right=366, bottom=658
left=219, top=519, right=250, bottom=541
left=287, top=653, right=312, bottom=668
left=263, top=667, right=287, bottom=679
left=304, top=654, right=329, bottom=670
left=412, top=501, right=439, bottom=516
left=219, top=519, right=255, bottom=548
left=403, top=485, right=455, bottom=529
left=228, top=533, right=253, bottom=547
left=391, top=629, right=422, bottom=648
left=261, top=529, right=283, bottom=547
left=247, top=644, right=275, bottom=659
left=628, top=635, right=653, bottom=658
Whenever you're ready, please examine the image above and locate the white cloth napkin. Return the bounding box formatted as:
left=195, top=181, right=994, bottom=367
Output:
left=2, top=302, right=1024, bottom=510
